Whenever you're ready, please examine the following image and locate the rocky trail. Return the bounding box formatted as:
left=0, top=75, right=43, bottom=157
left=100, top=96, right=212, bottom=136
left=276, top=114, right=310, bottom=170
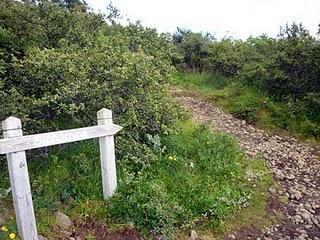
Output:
left=173, top=91, right=320, bottom=240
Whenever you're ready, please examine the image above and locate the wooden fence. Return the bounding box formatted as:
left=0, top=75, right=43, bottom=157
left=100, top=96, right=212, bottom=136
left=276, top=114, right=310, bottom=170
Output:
left=0, top=108, right=122, bottom=240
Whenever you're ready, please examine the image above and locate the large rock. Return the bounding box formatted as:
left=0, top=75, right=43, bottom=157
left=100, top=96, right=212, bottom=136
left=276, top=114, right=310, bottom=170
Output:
left=56, top=211, right=72, bottom=229
left=38, top=235, right=48, bottom=240
left=188, top=230, right=198, bottom=240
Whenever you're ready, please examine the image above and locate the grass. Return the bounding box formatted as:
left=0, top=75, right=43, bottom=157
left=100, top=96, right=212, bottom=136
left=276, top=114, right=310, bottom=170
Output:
left=109, top=122, right=254, bottom=236
left=0, top=120, right=275, bottom=239
left=177, top=157, right=278, bottom=239
left=0, top=217, right=17, bottom=240
left=172, top=71, right=320, bottom=142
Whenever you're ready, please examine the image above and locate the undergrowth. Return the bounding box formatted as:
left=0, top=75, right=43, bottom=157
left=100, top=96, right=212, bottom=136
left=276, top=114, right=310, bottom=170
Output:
left=0, top=121, right=273, bottom=238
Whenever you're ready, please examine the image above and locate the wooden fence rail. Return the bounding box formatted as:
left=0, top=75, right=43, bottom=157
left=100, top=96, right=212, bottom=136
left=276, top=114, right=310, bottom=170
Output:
left=0, top=108, right=122, bottom=240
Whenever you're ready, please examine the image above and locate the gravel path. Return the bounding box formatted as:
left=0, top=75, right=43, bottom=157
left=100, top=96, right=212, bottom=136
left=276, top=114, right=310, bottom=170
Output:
left=174, top=93, right=320, bottom=240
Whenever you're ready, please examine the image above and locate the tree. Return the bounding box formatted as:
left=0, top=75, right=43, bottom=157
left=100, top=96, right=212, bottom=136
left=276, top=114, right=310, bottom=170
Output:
left=278, top=22, right=310, bottom=39
left=52, top=0, right=87, bottom=11
left=204, top=38, right=245, bottom=76
left=172, top=28, right=214, bottom=70
left=20, top=0, right=87, bottom=11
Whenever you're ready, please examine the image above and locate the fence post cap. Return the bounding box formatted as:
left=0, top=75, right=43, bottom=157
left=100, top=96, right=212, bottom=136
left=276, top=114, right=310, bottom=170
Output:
left=2, top=117, right=22, bottom=130
left=97, top=108, right=112, bottom=119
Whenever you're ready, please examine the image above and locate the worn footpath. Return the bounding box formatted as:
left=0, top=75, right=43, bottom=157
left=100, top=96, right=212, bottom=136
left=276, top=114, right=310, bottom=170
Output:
left=174, top=92, right=320, bottom=240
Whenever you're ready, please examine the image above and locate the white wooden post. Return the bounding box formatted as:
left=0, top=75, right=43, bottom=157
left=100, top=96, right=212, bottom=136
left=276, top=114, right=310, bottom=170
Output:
left=97, top=108, right=117, bottom=199
left=2, top=117, right=38, bottom=240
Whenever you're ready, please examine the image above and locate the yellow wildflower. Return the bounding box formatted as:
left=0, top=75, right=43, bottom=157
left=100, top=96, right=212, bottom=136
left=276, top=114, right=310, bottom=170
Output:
left=168, top=156, right=173, bottom=160
left=1, top=226, right=8, bottom=232
left=9, top=233, right=16, bottom=239
left=173, top=156, right=177, bottom=161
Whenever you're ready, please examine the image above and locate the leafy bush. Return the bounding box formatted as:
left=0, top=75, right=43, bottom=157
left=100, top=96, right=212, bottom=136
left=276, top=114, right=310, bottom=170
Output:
left=0, top=0, right=179, bottom=142
left=262, top=24, right=319, bottom=99
left=204, top=39, right=245, bottom=76
left=172, top=28, right=213, bottom=70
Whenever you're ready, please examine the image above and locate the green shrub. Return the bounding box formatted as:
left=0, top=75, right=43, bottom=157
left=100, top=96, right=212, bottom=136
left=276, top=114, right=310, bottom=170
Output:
left=172, top=28, right=212, bottom=70
left=0, top=1, right=178, bottom=140
left=204, top=39, right=245, bottom=77
left=4, top=44, right=177, bottom=137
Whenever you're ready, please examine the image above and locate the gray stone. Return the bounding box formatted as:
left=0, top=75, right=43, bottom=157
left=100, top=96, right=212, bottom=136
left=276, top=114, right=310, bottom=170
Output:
left=56, top=211, right=72, bottom=229
left=286, top=174, right=295, bottom=180
left=228, top=234, right=236, bottom=239
left=288, top=189, right=302, bottom=200
left=38, top=235, right=48, bottom=240
left=274, top=170, right=285, bottom=180
left=300, top=211, right=312, bottom=224
left=189, top=230, right=198, bottom=240
left=311, top=216, right=320, bottom=227
left=268, top=187, right=277, bottom=194
left=305, top=224, right=312, bottom=229
left=294, top=215, right=304, bottom=224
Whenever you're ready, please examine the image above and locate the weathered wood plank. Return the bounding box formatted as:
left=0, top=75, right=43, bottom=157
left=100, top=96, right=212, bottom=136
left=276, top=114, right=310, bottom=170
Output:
left=3, top=117, right=39, bottom=240
left=0, top=124, right=122, bottom=154
left=97, top=108, right=118, bottom=199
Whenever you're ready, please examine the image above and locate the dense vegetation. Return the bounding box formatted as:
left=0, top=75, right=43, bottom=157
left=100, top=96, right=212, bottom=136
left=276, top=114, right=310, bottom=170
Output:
left=4, top=0, right=319, bottom=238
left=0, top=1, right=272, bottom=239
left=173, top=25, right=320, bottom=140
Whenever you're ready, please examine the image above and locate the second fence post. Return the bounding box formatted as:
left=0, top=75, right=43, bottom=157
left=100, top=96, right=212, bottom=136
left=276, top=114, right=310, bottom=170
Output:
left=97, top=108, right=117, bottom=199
